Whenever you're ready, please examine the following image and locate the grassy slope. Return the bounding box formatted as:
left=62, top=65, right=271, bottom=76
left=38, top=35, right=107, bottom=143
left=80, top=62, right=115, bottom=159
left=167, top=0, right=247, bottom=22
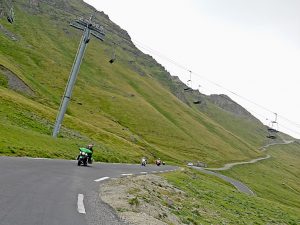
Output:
left=163, top=168, right=299, bottom=225
left=162, top=143, right=300, bottom=224
left=222, top=143, right=300, bottom=210
left=201, top=101, right=268, bottom=148
left=153, top=140, right=300, bottom=224
left=0, top=0, right=265, bottom=165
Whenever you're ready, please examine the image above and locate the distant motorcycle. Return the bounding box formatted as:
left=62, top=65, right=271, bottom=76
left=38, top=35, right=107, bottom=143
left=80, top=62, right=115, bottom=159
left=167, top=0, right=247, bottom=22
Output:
left=155, top=159, right=161, bottom=166
left=141, top=158, right=147, bottom=166
left=77, top=148, right=92, bottom=166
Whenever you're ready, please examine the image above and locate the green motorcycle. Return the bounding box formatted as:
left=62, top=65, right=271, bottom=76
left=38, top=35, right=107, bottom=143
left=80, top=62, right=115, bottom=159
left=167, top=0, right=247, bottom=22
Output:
left=77, top=148, right=93, bottom=166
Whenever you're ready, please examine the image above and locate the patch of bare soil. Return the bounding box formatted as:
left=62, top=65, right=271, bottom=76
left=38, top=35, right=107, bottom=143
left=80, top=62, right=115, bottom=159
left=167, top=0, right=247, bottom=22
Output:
left=0, top=24, right=19, bottom=41
left=100, top=174, right=185, bottom=225
left=0, top=64, right=34, bottom=96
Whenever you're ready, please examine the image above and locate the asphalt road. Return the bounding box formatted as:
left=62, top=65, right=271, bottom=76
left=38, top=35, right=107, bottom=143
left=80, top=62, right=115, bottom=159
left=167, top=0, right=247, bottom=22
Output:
left=191, top=166, right=255, bottom=195
left=0, top=157, right=177, bottom=225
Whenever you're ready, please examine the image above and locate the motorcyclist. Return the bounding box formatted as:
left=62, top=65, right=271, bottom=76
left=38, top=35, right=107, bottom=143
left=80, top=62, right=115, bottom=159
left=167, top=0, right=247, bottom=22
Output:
left=155, top=158, right=161, bottom=166
left=86, top=143, right=94, bottom=164
left=141, top=157, right=147, bottom=166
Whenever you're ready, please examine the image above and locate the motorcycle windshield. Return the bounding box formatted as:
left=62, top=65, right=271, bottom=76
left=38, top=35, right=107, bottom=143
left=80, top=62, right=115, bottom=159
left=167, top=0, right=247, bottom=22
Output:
left=79, top=148, right=92, bottom=154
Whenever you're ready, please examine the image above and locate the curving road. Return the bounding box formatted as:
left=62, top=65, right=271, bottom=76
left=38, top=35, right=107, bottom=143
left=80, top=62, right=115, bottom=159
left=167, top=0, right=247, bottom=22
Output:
left=192, top=140, right=295, bottom=195
left=191, top=166, right=255, bottom=195
left=0, top=157, right=177, bottom=225
left=205, top=155, right=271, bottom=171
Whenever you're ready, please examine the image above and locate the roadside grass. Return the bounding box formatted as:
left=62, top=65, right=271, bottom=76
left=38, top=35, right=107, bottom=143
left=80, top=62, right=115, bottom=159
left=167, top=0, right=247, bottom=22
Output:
left=222, top=142, right=300, bottom=210
left=0, top=124, right=83, bottom=159
left=162, top=169, right=300, bottom=224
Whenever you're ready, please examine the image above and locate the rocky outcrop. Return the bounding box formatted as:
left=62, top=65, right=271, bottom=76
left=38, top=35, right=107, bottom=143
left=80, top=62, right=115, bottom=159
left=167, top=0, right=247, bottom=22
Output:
left=207, top=94, right=254, bottom=118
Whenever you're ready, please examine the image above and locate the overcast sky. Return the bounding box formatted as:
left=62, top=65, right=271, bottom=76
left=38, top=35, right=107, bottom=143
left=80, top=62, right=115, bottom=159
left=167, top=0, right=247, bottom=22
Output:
left=84, top=0, right=300, bottom=139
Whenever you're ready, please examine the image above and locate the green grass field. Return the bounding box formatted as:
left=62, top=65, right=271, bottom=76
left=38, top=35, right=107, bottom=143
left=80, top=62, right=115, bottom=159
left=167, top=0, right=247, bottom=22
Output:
left=222, top=143, right=300, bottom=210
left=163, top=169, right=299, bottom=224
left=161, top=142, right=300, bottom=224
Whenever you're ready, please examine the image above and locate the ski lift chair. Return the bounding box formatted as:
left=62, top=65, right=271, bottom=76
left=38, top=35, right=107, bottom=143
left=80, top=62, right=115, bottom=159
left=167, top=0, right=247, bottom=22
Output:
left=184, top=79, right=193, bottom=91
left=267, top=134, right=277, bottom=139
left=267, top=126, right=278, bottom=139
left=109, top=52, right=115, bottom=63
left=109, top=42, right=116, bottom=63
left=267, top=127, right=278, bottom=133
left=266, top=125, right=279, bottom=139
left=184, top=87, right=192, bottom=91
left=266, top=113, right=279, bottom=139
left=7, top=7, right=14, bottom=23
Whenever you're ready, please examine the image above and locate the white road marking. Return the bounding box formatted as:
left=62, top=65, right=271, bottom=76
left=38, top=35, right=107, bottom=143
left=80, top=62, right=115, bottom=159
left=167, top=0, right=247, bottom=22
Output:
left=159, top=171, right=164, bottom=173
left=77, top=194, right=86, bottom=214
left=121, top=173, right=133, bottom=176
left=94, top=176, right=110, bottom=182
left=140, top=172, right=148, bottom=174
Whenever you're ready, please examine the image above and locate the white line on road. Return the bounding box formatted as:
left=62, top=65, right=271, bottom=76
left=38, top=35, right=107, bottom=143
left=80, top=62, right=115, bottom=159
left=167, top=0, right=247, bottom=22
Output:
left=77, top=194, right=86, bottom=214
left=140, top=172, right=148, bottom=174
left=121, top=173, right=133, bottom=176
left=94, top=176, right=110, bottom=182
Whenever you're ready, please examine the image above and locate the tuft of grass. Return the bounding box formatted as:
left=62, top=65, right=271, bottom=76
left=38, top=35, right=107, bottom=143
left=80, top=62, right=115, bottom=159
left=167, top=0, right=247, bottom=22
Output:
left=0, top=73, right=8, bottom=87
left=128, top=197, right=140, bottom=207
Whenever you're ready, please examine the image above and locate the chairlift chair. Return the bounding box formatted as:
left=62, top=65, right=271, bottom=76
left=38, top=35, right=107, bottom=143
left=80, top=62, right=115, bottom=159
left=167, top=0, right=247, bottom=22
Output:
left=184, top=87, right=192, bottom=91
left=267, top=134, right=277, bottom=139
left=266, top=113, right=279, bottom=139
left=267, top=125, right=278, bottom=139
left=184, top=78, right=193, bottom=91
left=6, top=6, right=14, bottom=23
left=193, top=100, right=201, bottom=104
left=109, top=42, right=116, bottom=64
left=267, top=127, right=278, bottom=133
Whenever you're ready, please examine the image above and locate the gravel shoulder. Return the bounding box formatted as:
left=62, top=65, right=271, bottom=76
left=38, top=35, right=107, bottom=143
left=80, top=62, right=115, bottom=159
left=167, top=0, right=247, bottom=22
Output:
left=99, top=174, right=183, bottom=225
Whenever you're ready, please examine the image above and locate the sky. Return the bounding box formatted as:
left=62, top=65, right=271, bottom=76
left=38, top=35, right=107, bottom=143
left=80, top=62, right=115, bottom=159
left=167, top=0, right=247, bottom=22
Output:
left=84, top=0, right=300, bottom=139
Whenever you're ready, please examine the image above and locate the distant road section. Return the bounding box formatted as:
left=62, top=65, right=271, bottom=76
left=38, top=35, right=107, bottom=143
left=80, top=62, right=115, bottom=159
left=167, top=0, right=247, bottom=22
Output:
left=192, top=166, right=255, bottom=195
left=206, top=155, right=271, bottom=171
left=192, top=140, right=295, bottom=195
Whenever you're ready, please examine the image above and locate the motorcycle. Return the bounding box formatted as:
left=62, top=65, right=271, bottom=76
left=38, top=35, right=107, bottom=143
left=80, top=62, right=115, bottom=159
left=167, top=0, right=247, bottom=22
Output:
left=155, top=159, right=161, bottom=166
left=141, top=158, right=147, bottom=166
left=77, top=148, right=93, bottom=166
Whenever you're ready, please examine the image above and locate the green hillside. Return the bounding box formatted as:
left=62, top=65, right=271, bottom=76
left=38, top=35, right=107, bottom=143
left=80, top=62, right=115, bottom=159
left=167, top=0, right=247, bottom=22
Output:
left=223, top=142, right=300, bottom=210
left=0, top=0, right=275, bottom=165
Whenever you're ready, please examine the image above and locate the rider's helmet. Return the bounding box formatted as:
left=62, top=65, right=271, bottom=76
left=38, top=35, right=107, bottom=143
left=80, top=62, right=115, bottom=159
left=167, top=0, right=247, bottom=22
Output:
left=87, top=143, right=94, bottom=150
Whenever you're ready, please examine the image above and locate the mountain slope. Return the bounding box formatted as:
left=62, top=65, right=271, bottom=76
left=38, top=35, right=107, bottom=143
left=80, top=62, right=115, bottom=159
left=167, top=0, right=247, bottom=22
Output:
left=0, top=0, right=275, bottom=165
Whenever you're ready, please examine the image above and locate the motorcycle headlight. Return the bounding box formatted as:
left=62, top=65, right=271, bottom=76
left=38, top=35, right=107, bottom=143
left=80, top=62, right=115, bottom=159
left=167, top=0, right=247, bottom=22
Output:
left=81, top=152, right=87, bottom=156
